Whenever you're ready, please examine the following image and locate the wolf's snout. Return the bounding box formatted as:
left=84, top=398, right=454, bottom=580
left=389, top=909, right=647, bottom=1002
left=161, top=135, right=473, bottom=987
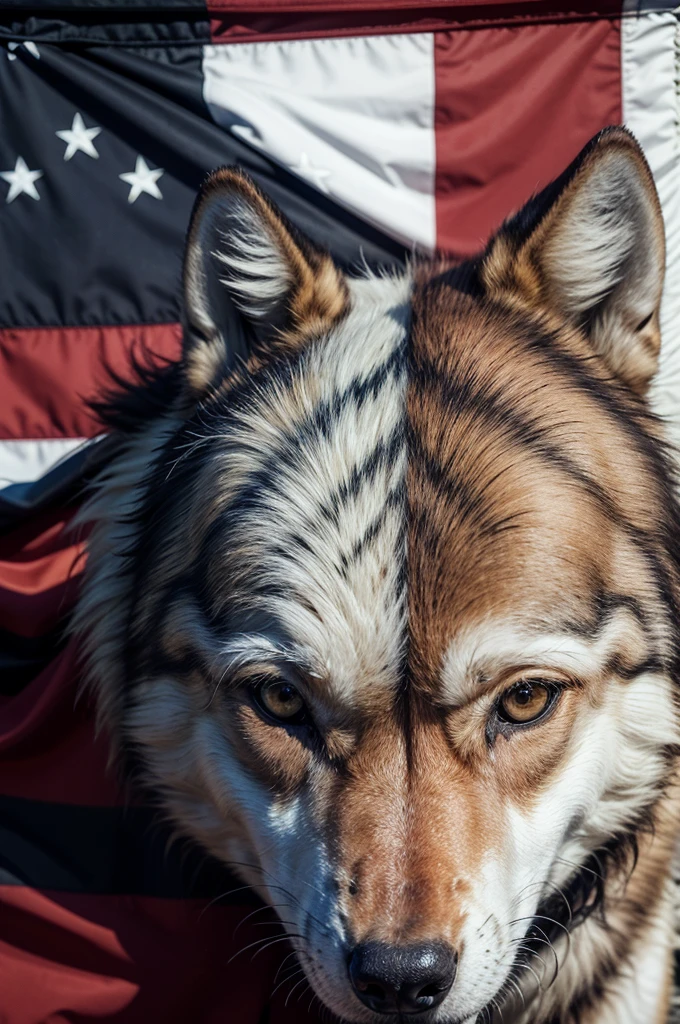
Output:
left=348, top=941, right=456, bottom=1015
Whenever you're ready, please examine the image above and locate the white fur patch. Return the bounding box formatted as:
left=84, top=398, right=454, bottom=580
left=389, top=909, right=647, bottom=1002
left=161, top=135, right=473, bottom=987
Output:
left=545, top=152, right=662, bottom=319
left=213, top=196, right=293, bottom=321
left=203, top=271, right=413, bottom=701
left=440, top=607, right=669, bottom=707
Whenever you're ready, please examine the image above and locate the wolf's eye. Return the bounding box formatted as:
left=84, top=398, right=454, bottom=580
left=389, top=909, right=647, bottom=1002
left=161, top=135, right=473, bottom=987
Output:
left=498, top=680, right=555, bottom=725
left=254, top=678, right=307, bottom=725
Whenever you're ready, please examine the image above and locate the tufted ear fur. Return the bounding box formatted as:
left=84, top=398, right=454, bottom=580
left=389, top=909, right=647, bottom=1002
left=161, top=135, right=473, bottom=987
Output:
left=182, top=168, right=348, bottom=398
left=482, top=128, right=666, bottom=394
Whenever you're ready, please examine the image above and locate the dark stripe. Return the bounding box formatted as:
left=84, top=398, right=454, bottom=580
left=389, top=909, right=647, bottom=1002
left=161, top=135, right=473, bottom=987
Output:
left=520, top=314, right=663, bottom=459
left=411, top=353, right=610, bottom=500
left=408, top=427, right=500, bottom=536
left=557, top=591, right=651, bottom=643
left=410, top=354, right=680, bottom=626
left=263, top=423, right=406, bottom=567
left=0, top=793, right=258, bottom=901
left=593, top=591, right=648, bottom=629
left=323, top=424, right=405, bottom=527
left=605, top=655, right=665, bottom=681
left=339, top=480, right=404, bottom=575
left=507, top=310, right=680, bottom=568
left=196, top=345, right=407, bottom=574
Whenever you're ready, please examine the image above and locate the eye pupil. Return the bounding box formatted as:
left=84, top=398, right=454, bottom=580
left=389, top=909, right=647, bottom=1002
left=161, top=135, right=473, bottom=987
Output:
left=499, top=679, right=554, bottom=725
left=254, top=677, right=307, bottom=724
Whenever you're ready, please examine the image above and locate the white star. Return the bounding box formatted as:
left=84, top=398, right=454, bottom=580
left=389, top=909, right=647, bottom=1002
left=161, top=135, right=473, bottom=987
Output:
left=0, top=156, right=43, bottom=203
left=7, top=41, right=40, bottom=61
left=119, top=156, right=164, bottom=204
left=291, top=152, right=332, bottom=193
left=56, top=113, right=101, bottom=161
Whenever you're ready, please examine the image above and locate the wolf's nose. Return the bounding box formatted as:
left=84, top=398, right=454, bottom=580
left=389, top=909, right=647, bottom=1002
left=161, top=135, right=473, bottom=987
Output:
left=348, top=941, right=456, bottom=1015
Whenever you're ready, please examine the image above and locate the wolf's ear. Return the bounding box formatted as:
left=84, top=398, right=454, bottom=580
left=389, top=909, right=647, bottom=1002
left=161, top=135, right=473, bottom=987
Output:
left=182, top=168, right=347, bottom=397
left=483, top=128, right=665, bottom=394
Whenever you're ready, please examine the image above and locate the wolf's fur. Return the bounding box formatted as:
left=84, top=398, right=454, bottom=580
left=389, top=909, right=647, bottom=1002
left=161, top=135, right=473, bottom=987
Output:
left=74, top=127, right=680, bottom=1023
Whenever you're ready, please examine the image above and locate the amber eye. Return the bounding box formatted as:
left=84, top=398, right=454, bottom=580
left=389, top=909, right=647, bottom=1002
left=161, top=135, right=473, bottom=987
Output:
left=498, top=679, right=555, bottom=725
left=254, top=678, right=307, bottom=725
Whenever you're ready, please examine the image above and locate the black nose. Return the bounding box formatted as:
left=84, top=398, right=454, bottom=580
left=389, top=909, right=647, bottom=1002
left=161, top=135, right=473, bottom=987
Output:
left=349, top=941, right=456, bottom=1015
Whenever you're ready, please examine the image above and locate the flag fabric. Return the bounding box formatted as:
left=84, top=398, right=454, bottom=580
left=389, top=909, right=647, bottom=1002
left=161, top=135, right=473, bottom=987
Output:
left=1, top=1, right=679, bottom=1021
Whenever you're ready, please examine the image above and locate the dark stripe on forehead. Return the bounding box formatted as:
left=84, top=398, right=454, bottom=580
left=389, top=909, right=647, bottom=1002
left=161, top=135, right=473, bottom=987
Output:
left=411, top=351, right=600, bottom=494
left=407, top=427, right=513, bottom=537
left=500, top=308, right=680, bottom=554
left=519, top=312, right=664, bottom=453
left=259, top=422, right=405, bottom=564
left=526, top=316, right=680, bottom=523
left=339, top=480, right=405, bottom=577
left=196, top=343, right=407, bottom=574
left=248, top=428, right=408, bottom=612
left=605, top=655, right=665, bottom=681
left=409, top=349, right=680, bottom=623
left=329, top=425, right=405, bottom=522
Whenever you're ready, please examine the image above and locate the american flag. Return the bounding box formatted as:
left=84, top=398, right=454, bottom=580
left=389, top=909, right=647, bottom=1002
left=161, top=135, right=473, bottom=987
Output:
left=1, top=1, right=679, bottom=1021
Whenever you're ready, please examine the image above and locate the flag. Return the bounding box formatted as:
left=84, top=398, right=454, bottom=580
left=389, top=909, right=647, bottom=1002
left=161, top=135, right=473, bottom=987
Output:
left=1, top=1, right=679, bottom=1021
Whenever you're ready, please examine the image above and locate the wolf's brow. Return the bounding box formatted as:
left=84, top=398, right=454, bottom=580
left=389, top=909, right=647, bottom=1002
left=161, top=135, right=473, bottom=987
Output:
left=215, top=634, right=318, bottom=674
left=439, top=605, right=653, bottom=706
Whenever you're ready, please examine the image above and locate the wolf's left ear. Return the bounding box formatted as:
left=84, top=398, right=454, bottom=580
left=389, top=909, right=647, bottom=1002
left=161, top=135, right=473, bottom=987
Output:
left=483, top=128, right=665, bottom=394
left=181, top=168, right=348, bottom=398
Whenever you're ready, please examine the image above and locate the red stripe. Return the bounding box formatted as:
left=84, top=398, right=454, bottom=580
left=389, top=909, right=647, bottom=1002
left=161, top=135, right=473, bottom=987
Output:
left=0, top=640, right=122, bottom=806
left=208, top=0, right=618, bottom=11
left=0, top=324, right=182, bottom=441
left=0, top=888, right=321, bottom=1024
left=0, top=505, right=113, bottom=804
left=434, top=17, right=622, bottom=256
left=210, top=0, right=622, bottom=42
left=0, top=508, right=84, bottom=640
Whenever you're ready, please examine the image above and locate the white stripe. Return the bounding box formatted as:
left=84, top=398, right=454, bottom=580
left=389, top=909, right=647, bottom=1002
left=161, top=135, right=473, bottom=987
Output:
left=202, top=35, right=436, bottom=251
left=0, top=437, right=89, bottom=486
left=622, top=10, right=680, bottom=443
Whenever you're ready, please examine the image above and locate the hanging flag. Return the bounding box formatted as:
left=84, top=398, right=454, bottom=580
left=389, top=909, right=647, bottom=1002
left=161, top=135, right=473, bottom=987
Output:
left=1, top=1, right=678, bottom=1021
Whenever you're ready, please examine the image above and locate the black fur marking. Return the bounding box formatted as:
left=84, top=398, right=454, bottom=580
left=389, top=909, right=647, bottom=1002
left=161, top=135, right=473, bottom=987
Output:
left=407, top=423, right=520, bottom=539
left=605, top=655, right=666, bottom=682
left=556, top=590, right=652, bottom=645
left=410, top=349, right=680, bottom=640
left=518, top=311, right=677, bottom=497
left=339, top=481, right=405, bottom=577
left=247, top=421, right=406, bottom=572
left=194, top=342, right=407, bottom=589
left=326, top=424, right=405, bottom=525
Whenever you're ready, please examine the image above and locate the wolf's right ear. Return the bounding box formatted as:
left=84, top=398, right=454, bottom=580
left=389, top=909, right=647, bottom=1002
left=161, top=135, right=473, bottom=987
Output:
left=182, top=168, right=347, bottom=398
left=482, top=128, right=665, bottom=395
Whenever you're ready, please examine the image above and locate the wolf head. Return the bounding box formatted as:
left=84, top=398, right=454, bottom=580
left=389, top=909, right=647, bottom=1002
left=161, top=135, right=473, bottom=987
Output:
left=75, top=127, right=680, bottom=1023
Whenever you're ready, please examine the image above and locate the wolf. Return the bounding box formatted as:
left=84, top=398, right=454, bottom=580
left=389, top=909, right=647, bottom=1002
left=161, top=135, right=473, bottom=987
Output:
left=74, top=126, right=680, bottom=1023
